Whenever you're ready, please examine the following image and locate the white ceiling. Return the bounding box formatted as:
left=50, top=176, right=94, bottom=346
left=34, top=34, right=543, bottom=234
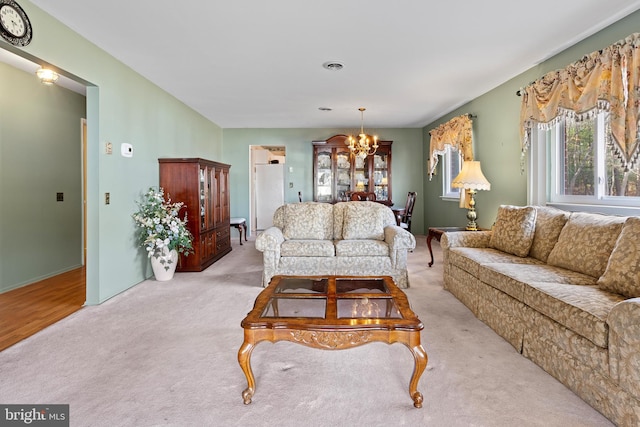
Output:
left=18, top=0, right=640, bottom=129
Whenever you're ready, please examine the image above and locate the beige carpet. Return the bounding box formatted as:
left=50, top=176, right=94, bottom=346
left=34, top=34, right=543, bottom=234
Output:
left=0, top=236, right=613, bottom=426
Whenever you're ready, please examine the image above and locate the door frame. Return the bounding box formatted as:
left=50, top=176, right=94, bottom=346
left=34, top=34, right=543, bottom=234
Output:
left=249, top=145, right=286, bottom=234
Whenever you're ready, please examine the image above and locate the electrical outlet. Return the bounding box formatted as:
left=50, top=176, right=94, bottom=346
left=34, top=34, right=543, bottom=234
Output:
left=105, top=142, right=112, bottom=154
left=289, top=182, right=293, bottom=188
left=56, top=192, right=64, bottom=202
left=105, top=193, right=110, bottom=204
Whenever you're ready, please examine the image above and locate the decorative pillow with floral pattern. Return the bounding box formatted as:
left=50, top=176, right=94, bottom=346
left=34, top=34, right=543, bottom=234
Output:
left=547, top=212, right=626, bottom=279
left=597, top=217, right=640, bottom=298
left=489, top=205, right=537, bottom=257
left=342, top=203, right=385, bottom=240
left=283, top=202, right=334, bottom=240
left=529, top=206, right=570, bottom=263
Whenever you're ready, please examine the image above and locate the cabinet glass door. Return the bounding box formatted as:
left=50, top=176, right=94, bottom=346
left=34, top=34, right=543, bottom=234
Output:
left=353, top=155, right=369, bottom=194
left=200, top=167, right=207, bottom=229
left=335, top=150, right=352, bottom=202
left=315, top=150, right=333, bottom=202
left=373, top=152, right=389, bottom=202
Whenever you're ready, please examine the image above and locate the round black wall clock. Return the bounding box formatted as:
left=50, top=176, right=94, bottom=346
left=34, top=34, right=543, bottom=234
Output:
left=0, top=0, right=32, bottom=46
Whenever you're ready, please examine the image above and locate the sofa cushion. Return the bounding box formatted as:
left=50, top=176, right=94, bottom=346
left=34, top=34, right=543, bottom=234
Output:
left=479, top=263, right=597, bottom=302
left=342, top=203, right=385, bottom=240
left=335, top=239, right=389, bottom=257
left=449, top=247, right=542, bottom=277
left=280, top=240, right=335, bottom=257
left=489, top=205, right=537, bottom=257
left=597, top=217, right=640, bottom=298
left=333, top=202, right=348, bottom=240
left=529, top=206, right=570, bottom=263
left=547, top=212, right=626, bottom=278
left=283, top=202, right=334, bottom=240
left=523, top=282, right=626, bottom=348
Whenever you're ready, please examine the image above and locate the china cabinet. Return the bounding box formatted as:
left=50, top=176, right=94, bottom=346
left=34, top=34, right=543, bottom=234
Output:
left=312, top=135, right=392, bottom=205
left=159, top=158, right=231, bottom=272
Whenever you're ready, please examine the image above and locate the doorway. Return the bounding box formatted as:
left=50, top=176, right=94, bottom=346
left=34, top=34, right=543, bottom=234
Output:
left=0, top=48, right=89, bottom=343
left=250, top=146, right=286, bottom=234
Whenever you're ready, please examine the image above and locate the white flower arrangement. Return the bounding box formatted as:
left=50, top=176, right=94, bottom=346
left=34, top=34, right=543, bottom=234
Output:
left=132, top=187, right=193, bottom=270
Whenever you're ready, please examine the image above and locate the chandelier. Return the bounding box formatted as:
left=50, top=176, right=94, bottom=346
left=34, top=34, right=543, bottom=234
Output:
left=346, top=108, right=378, bottom=158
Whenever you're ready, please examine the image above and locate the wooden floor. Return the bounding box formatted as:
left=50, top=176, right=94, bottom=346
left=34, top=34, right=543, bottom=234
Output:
left=0, top=267, right=86, bottom=352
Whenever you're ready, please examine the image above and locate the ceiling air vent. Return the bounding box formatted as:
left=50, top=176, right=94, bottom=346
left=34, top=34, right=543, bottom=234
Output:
left=322, top=61, right=344, bottom=71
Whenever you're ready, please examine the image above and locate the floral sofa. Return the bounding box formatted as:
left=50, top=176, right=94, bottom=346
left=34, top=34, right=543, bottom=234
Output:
left=255, top=201, right=416, bottom=288
left=442, top=205, right=640, bottom=426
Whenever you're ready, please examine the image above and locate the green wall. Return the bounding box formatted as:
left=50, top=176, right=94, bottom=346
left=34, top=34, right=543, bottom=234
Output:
left=6, top=2, right=640, bottom=304
left=222, top=128, right=425, bottom=234
left=0, top=62, right=86, bottom=292
left=422, top=10, right=640, bottom=230
left=10, top=1, right=223, bottom=304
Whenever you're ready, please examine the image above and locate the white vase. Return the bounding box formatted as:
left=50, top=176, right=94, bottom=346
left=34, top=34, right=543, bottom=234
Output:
left=150, top=247, right=179, bottom=281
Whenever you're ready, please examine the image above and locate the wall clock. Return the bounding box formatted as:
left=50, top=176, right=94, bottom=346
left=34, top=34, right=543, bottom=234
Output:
left=0, top=0, right=32, bottom=46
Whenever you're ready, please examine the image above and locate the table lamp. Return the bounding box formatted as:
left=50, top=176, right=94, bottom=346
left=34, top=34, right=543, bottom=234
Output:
left=451, top=161, right=491, bottom=230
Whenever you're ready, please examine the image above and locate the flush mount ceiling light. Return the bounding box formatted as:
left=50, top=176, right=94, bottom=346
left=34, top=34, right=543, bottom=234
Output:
left=322, top=61, right=344, bottom=71
left=35, top=67, right=59, bottom=85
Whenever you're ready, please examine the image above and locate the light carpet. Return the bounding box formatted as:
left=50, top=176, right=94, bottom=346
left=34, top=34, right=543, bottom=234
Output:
left=0, top=236, right=613, bottom=426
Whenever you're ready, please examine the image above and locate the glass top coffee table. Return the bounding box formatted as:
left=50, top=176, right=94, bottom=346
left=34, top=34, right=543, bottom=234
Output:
left=238, top=275, right=427, bottom=408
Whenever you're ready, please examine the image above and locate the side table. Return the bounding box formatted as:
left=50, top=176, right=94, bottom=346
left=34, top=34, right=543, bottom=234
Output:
left=230, top=217, right=248, bottom=245
left=426, top=226, right=467, bottom=267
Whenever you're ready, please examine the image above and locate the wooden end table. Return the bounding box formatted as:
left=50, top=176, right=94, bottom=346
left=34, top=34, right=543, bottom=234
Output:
left=230, top=217, right=248, bottom=245
left=427, top=226, right=467, bottom=267
left=238, top=275, right=428, bottom=408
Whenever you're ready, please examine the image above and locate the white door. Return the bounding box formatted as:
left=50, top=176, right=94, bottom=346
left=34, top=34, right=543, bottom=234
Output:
left=255, top=163, right=284, bottom=230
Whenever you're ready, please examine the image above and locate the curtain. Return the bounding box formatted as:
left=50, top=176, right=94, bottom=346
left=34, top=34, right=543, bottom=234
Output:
left=520, top=33, right=640, bottom=170
left=428, top=114, right=474, bottom=179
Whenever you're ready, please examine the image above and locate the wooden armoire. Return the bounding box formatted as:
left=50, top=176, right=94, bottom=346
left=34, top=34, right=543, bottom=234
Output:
left=159, top=158, right=231, bottom=272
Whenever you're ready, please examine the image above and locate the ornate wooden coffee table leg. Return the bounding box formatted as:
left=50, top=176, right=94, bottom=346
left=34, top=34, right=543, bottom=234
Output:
left=408, top=342, right=428, bottom=408
left=237, top=333, right=257, bottom=404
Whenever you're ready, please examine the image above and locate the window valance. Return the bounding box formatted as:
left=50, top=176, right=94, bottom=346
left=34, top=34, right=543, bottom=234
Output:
left=428, top=114, right=474, bottom=179
left=520, top=32, right=640, bottom=170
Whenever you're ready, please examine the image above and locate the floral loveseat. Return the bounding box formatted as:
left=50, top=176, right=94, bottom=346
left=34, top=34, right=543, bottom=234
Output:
left=255, top=201, right=416, bottom=288
left=442, top=205, right=640, bottom=426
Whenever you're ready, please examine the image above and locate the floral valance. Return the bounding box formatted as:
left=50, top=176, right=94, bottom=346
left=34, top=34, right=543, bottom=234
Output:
left=428, top=114, right=474, bottom=179
left=520, top=32, right=640, bottom=170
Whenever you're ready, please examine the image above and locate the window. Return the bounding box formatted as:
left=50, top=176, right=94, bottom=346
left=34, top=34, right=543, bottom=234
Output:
left=442, top=145, right=462, bottom=200
left=530, top=111, right=640, bottom=213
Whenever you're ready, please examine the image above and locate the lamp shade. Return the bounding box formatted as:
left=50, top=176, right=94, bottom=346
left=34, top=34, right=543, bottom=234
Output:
left=451, top=161, right=491, bottom=191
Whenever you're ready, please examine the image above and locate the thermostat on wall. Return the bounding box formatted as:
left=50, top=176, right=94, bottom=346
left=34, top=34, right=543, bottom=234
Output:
left=121, top=143, right=133, bottom=158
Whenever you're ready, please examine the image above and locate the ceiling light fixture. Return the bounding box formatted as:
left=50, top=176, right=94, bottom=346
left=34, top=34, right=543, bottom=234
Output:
left=322, top=61, right=344, bottom=71
left=35, top=67, right=59, bottom=85
left=346, top=108, right=378, bottom=159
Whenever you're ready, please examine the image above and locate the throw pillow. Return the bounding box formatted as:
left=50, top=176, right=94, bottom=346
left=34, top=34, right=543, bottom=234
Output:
left=529, top=206, right=570, bottom=263
left=489, top=205, right=537, bottom=257
left=342, top=203, right=385, bottom=240
left=597, top=217, right=640, bottom=298
left=547, top=212, right=626, bottom=279
left=283, top=203, right=333, bottom=240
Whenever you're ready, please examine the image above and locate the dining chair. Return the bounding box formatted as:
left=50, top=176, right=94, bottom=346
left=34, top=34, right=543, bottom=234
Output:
left=350, top=191, right=377, bottom=201
left=396, top=192, right=416, bottom=232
